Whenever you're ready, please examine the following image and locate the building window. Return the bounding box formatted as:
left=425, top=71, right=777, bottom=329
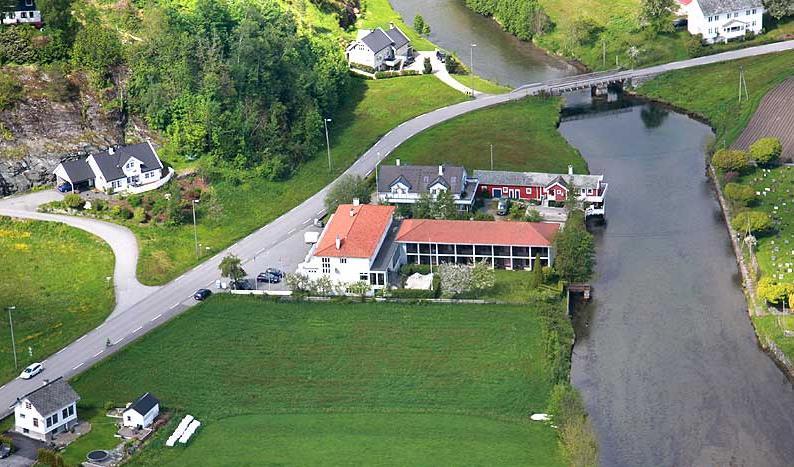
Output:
left=63, top=408, right=68, bottom=418
left=25, top=402, right=31, bottom=410
left=33, top=418, right=38, bottom=427
left=53, top=413, right=58, bottom=424
left=19, top=413, right=25, bottom=419
left=752, top=21, right=756, bottom=26
left=46, top=417, right=51, bottom=428
left=340, top=258, right=347, bottom=264
left=68, top=405, right=74, bottom=416
left=321, top=257, right=330, bottom=274
left=752, top=8, right=756, bottom=14
left=359, top=273, right=368, bottom=281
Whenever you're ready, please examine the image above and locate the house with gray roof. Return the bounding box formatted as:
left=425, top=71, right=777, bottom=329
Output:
left=14, top=377, right=80, bottom=441
left=346, top=23, right=412, bottom=71
left=2, top=0, right=42, bottom=27
left=684, top=0, right=764, bottom=43
left=53, top=141, right=165, bottom=194
left=377, top=160, right=478, bottom=211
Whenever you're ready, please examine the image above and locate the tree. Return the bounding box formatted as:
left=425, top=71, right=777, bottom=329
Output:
left=553, top=212, right=595, bottom=282
left=324, top=174, right=371, bottom=213
left=749, top=137, right=782, bottom=166
left=219, top=254, right=246, bottom=282
left=433, top=189, right=457, bottom=219
left=445, top=54, right=463, bottom=74
left=314, top=275, right=334, bottom=296
left=423, top=57, right=432, bottom=74
left=71, top=22, right=123, bottom=84
left=413, top=192, right=434, bottom=219
left=685, top=34, right=705, bottom=58
left=757, top=277, right=794, bottom=306
left=0, top=72, right=22, bottom=111
left=347, top=280, right=370, bottom=301
left=63, top=193, right=84, bottom=209
left=525, top=209, right=543, bottom=222
left=763, top=0, right=793, bottom=19
left=640, top=0, right=676, bottom=32
left=285, top=273, right=311, bottom=293
left=723, top=183, right=756, bottom=207
left=470, top=260, right=495, bottom=291
left=566, top=17, right=601, bottom=50
left=413, top=14, right=430, bottom=35
left=439, top=263, right=472, bottom=296
left=530, top=253, right=544, bottom=288
left=731, top=210, right=773, bottom=234
left=711, top=149, right=750, bottom=172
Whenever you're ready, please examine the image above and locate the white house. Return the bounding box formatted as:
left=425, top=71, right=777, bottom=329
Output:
left=298, top=202, right=401, bottom=290
left=14, top=378, right=79, bottom=441
left=123, top=392, right=160, bottom=429
left=377, top=161, right=479, bottom=211
left=54, top=142, right=165, bottom=194
left=685, top=0, right=764, bottom=43
left=346, top=23, right=411, bottom=71
left=2, top=0, right=42, bottom=27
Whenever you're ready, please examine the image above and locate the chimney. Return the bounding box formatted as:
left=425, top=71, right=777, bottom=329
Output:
left=335, top=235, right=341, bottom=250
left=396, top=158, right=400, bottom=166
left=568, top=165, right=574, bottom=175
left=353, top=198, right=360, bottom=206
left=438, top=165, right=443, bottom=176
left=108, top=147, right=115, bottom=155
left=349, top=207, right=355, bottom=217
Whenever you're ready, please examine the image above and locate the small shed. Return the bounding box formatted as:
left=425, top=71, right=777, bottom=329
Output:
left=122, top=393, right=160, bottom=429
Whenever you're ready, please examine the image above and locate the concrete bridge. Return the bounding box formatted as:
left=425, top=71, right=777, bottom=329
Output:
left=514, top=39, right=794, bottom=96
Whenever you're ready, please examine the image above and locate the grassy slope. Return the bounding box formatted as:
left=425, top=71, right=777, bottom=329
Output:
left=454, top=74, right=513, bottom=94
left=64, top=297, right=566, bottom=466
left=0, top=218, right=114, bottom=382
left=359, top=0, right=435, bottom=50
left=387, top=96, right=587, bottom=174
left=137, top=76, right=466, bottom=284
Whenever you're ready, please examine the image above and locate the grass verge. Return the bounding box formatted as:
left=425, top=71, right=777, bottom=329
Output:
left=454, top=74, right=513, bottom=94
left=0, top=218, right=114, bottom=383
left=387, top=96, right=587, bottom=174
left=64, top=296, right=571, bottom=466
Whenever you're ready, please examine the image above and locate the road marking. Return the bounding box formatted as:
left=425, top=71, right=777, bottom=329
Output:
left=132, top=326, right=143, bottom=334
left=56, top=348, right=66, bottom=355
left=76, top=335, right=86, bottom=342
left=0, top=385, right=5, bottom=390
left=288, top=228, right=296, bottom=235
left=114, top=337, right=125, bottom=345
left=151, top=314, right=162, bottom=322
left=96, top=323, right=105, bottom=329
left=316, top=210, right=325, bottom=216
left=303, top=219, right=311, bottom=225
left=93, top=350, right=103, bottom=358
left=256, top=248, right=266, bottom=255
left=170, top=302, right=180, bottom=309
left=174, top=276, right=182, bottom=282
left=72, top=363, right=84, bottom=370
left=365, top=169, right=373, bottom=177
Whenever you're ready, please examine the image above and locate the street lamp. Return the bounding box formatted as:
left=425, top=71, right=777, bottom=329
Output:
left=192, top=199, right=199, bottom=259
left=6, top=306, right=17, bottom=370
left=323, top=118, right=332, bottom=171
left=470, top=43, right=477, bottom=76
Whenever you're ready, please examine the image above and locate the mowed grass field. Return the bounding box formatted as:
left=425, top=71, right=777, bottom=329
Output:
left=387, top=96, right=587, bottom=174
left=0, top=218, right=114, bottom=382
left=137, top=76, right=467, bottom=284
left=65, top=297, right=567, bottom=466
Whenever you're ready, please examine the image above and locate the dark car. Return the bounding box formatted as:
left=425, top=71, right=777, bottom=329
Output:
left=257, top=272, right=281, bottom=284
left=0, top=442, right=9, bottom=459
left=265, top=268, right=284, bottom=279
left=496, top=198, right=510, bottom=216
left=56, top=182, right=73, bottom=193
left=194, top=288, right=212, bottom=301
left=672, top=18, right=688, bottom=29
left=230, top=279, right=254, bottom=290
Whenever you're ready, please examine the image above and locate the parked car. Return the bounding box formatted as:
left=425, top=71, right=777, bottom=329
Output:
left=672, top=17, right=687, bottom=29
left=257, top=272, right=281, bottom=284
left=19, top=362, right=43, bottom=380
left=56, top=182, right=73, bottom=193
left=497, top=199, right=510, bottom=216
left=313, top=218, right=324, bottom=228
left=193, top=288, right=212, bottom=301
left=230, top=279, right=254, bottom=290
left=266, top=268, right=284, bottom=279
left=0, top=442, right=10, bottom=458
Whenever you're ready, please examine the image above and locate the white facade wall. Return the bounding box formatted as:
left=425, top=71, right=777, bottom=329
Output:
left=688, top=1, right=764, bottom=43
left=123, top=404, right=159, bottom=429
left=86, top=154, right=162, bottom=193
left=15, top=400, right=77, bottom=441
left=347, top=43, right=377, bottom=69
left=2, top=9, right=41, bottom=25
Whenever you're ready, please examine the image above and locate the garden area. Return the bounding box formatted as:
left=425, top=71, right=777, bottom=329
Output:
left=0, top=218, right=114, bottom=383
left=61, top=296, right=589, bottom=466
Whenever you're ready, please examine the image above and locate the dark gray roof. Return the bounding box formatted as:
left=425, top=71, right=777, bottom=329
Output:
left=21, top=378, right=79, bottom=416
left=92, top=143, right=162, bottom=181
left=59, top=159, right=94, bottom=183
left=697, top=0, right=763, bottom=15
left=378, top=164, right=466, bottom=195
left=387, top=26, right=409, bottom=50
left=13, top=0, right=37, bottom=12
left=361, top=28, right=394, bottom=54
left=474, top=169, right=603, bottom=190
left=126, top=392, right=159, bottom=416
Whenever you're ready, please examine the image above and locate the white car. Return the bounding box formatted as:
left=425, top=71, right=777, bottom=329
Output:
left=19, top=362, right=43, bottom=380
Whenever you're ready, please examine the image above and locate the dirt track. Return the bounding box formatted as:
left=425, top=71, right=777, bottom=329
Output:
left=734, top=77, right=794, bottom=162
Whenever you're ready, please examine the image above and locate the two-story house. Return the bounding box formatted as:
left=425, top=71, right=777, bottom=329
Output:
left=298, top=202, right=401, bottom=291
left=14, top=378, right=80, bottom=441
left=54, top=142, right=165, bottom=194
left=2, top=0, right=42, bottom=27
left=346, top=23, right=411, bottom=71
left=685, top=0, right=764, bottom=43
left=377, top=161, right=479, bottom=211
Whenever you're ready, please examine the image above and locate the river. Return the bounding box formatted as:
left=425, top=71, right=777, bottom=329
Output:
left=387, top=1, right=794, bottom=464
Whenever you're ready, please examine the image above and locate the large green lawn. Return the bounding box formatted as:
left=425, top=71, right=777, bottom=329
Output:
left=0, top=218, right=114, bottom=382
left=387, top=96, right=587, bottom=174
left=637, top=49, right=794, bottom=146
left=131, top=76, right=467, bottom=284
left=64, top=297, right=568, bottom=466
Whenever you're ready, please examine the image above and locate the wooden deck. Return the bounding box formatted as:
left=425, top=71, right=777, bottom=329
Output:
left=733, top=77, right=794, bottom=162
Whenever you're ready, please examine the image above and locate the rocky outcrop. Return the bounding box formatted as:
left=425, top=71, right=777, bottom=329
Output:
left=311, top=0, right=360, bottom=29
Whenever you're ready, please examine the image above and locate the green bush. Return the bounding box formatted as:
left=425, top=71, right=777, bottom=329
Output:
left=0, top=72, right=23, bottom=110
left=400, top=264, right=432, bottom=275
left=92, top=199, right=107, bottom=211
left=711, top=149, right=750, bottom=172
left=71, top=22, right=123, bottom=85
left=132, top=206, right=146, bottom=223
left=731, top=210, right=773, bottom=234
left=723, top=183, right=755, bottom=206
left=104, top=400, right=116, bottom=410
left=63, top=193, right=84, bottom=209
left=110, top=205, right=133, bottom=220
left=349, top=62, right=376, bottom=74
left=423, top=57, right=432, bottom=74
left=127, top=194, right=143, bottom=207
left=749, top=137, right=782, bottom=165
left=388, top=288, right=437, bottom=299
left=445, top=54, right=464, bottom=74
left=547, top=384, right=599, bottom=466
left=685, top=34, right=705, bottom=57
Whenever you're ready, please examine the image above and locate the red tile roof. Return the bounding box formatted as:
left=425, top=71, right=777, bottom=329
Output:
left=314, top=204, right=395, bottom=258
left=677, top=0, right=692, bottom=5
left=396, top=219, right=560, bottom=247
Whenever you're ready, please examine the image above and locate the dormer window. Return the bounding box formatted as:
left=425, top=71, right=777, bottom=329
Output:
left=25, top=0, right=33, bottom=6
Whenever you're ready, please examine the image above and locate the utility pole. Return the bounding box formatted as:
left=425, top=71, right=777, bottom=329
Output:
left=470, top=43, right=477, bottom=75
left=324, top=118, right=333, bottom=171
left=490, top=144, right=494, bottom=170
left=7, top=306, right=17, bottom=370
left=192, top=199, right=199, bottom=259
left=602, top=40, right=606, bottom=68
left=738, top=65, right=749, bottom=103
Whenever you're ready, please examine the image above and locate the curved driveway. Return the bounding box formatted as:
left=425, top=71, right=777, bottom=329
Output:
left=0, top=40, right=792, bottom=416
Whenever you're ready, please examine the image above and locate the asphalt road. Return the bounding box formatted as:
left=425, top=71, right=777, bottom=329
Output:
left=0, top=40, right=791, bottom=417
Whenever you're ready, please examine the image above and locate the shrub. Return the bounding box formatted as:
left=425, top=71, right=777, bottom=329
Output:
left=93, top=199, right=108, bottom=211
left=566, top=16, right=602, bottom=48
left=723, top=183, right=755, bottom=206
left=525, top=208, right=543, bottom=222
left=63, top=193, right=84, bottom=209
left=553, top=214, right=595, bottom=282
left=470, top=260, right=495, bottom=291
left=110, top=205, right=133, bottom=220
left=71, top=22, right=123, bottom=85
left=685, top=34, right=705, bottom=57
left=132, top=207, right=146, bottom=223
left=413, top=14, right=430, bottom=35
left=749, top=137, right=782, bottom=165
left=127, top=194, right=143, bottom=207
left=104, top=400, right=116, bottom=410
left=400, top=264, right=431, bottom=276
left=731, top=210, right=773, bottom=234
left=722, top=171, right=739, bottom=183
left=757, top=277, right=794, bottom=305
left=711, top=149, right=750, bottom=172
left=445, top=54, right=463, bottom=74
left=349, top=62, right=375, bottom=74
left=423, top=57, right=432, bottom=74
left=0, top=72, right=23, bottom=110
left=388, top=288, right=436, bottom=299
